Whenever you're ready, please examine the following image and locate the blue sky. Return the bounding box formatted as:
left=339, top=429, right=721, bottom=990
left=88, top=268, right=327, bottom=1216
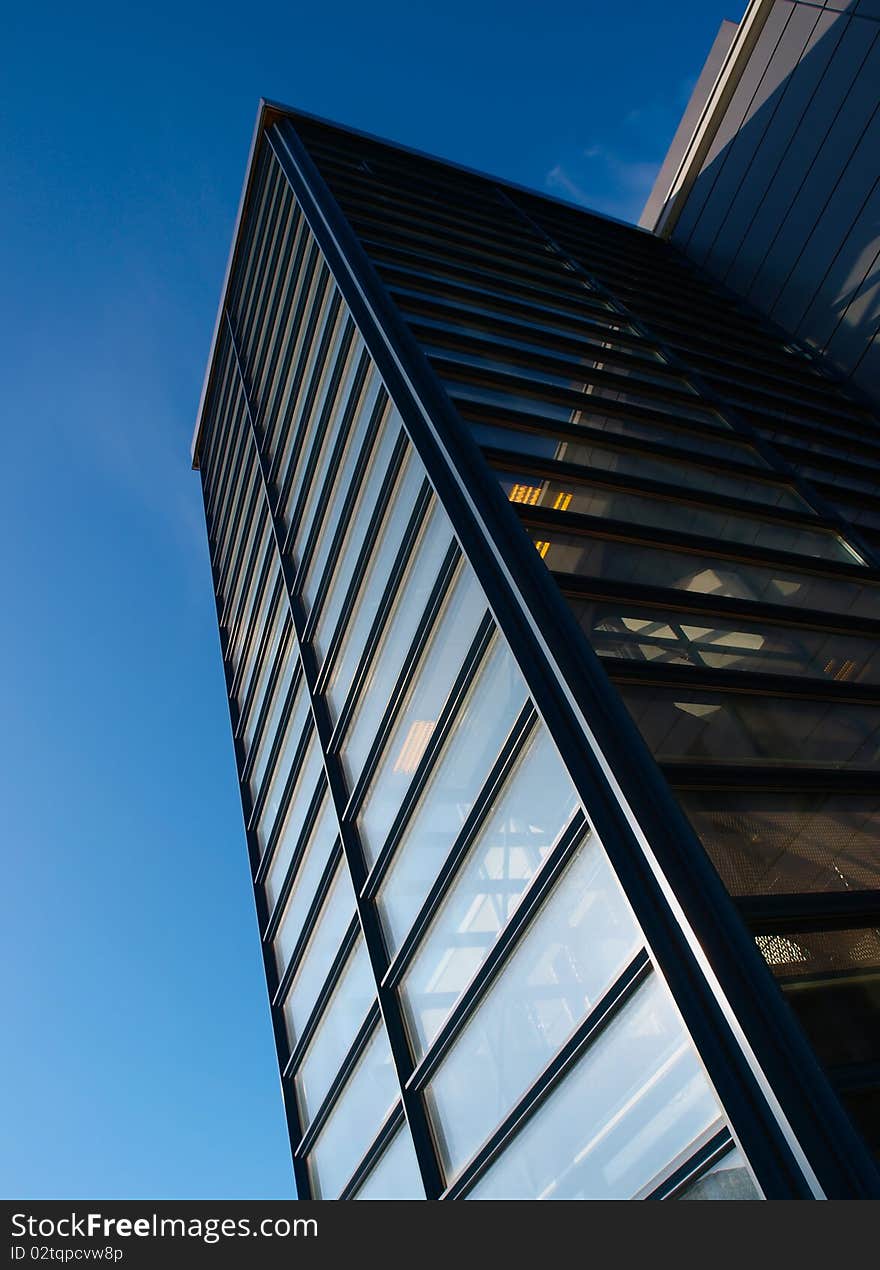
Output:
left=1, top=0, right=743, bottom=1198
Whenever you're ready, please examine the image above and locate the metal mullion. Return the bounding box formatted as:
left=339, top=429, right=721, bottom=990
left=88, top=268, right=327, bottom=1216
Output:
left=239, top=178, right=294, bottom=367
left=262, top=243, right=325, bottom=466
left=273, top=288, right=343, bottom=510
left=251, top=712, right=314, bottom=852
left=323, top=481, right=435, bottom=752
left=197, top=460, right=310, bottom=1200
left=340, top=541, right=462, bottom=821
left=252, top=209, right=309, bottom=407
left=206, top=381, right=248, bottom=534
left=737, top=891, right=880, bottom=935
left=605, top=659, right=880, bottom=706
left=418, top=319, right=698, bottom=402
left=350, top=204, right=544, bottom=272
left=291, top=350, right=373, bottom=591
left=386, top=271, right=651, bottom=355
left=405, top=810, right=588, bottom=1091
left=301, top=403, right=403, bottom=648
left=226, top=534, right=276, bottom=699
left=354, top=212, right=571, bottom=287
left=367, top=237, right=599, bottom=312
left=665, top=763, right=880, bottom=795
left=234, top=582, right=289, bottom=745
left=516, top=504, right=878, bottom=581
left=404, top=305, right=672, bottom=380
left=265, top=808, right=340, bottom=956
left=276, top=885, right=357, bottom=1032
left=314, top=473, right=429, bottom=699
left=470, top=412, right=790, bottom=489
left=227, top=302, right=446, bottom=1201
left=488, top=450, right=824, bottom=533
left=211, top=404, right=254, bottom=561
left=239, top=620, right=296, bottom=789
left=279, top=318, right=360, bottom=557
left=501, top=190, right=880, bottom=572
left=225, top=145, right=276, bottom=319
left=556, top=571, right=880, bottom=637
left=232, top=160, right=285, bottom=346
left=215, top=464, right=261, bottom=604
left=645, top=1129, right=739, bottom=1201
left=292, top=1001, right=382, bottom=1157
left=247, top=196, right=301, bottom=383
left=270, top=114, right=880, bottom=1199
left=751, top=413, right=880, bottom=467
left=266, top=261, right=332, bottom=487
left=382, top=703, right=538, bottom=990
left=338, top=1101, right=406, bottom=1200
left=360, top=614, right=496, bottom=902
left=201, top=345, right=240, bottom=512
left=444, top=950, right=653, bottom=1200
left=708, top=371, right=874, bottom=429
left=740, top=395, right=880, bottom=450
left=222, top=514, right=272, bottom=665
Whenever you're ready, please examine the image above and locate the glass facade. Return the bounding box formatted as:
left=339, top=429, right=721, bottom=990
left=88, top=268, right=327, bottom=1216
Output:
left=192, top=105, right=880, bottom=1198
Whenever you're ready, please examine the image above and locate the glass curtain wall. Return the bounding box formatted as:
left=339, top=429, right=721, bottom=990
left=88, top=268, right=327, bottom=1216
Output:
left=290, top=117, right=880, bottom=1162
left=194, top=136, right=760, bottom=1200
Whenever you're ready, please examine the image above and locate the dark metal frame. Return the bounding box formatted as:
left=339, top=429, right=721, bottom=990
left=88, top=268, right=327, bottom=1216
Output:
left=191, top=101, right=880, bottom=1201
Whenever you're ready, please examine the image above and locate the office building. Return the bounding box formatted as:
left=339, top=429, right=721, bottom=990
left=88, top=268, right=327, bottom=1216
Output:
left=191, top=100, right=880, bottom=1199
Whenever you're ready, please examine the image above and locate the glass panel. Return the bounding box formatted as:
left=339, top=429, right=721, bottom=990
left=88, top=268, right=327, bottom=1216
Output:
left=308, top=1024, right=399, bottom=1199
left=353, top=1125, right=425, bottom=1200
left=533, top=529, right=880, bottom=621
left=282, top=858, right=356, bottom=1045
left=281, top=312, right=354, bottom=535
left=678, top=1146, right=760, bottom=1200
left=300, top=367, right=385, bottom=613
left=758, top=927, right=880, bottom=1069
left=340, top=498, right=455, bottom=788
left=499, top=471, right=859, bottom=565
left=241, top=603, right=287, bottom=754
left=272, top=794, right=339, bottom=973
left=291, top=334, right=367, bottom=566
left=320, top=448, right=423, bottom=710
left=295, top=938, right=375, bottom=1126
left=263, top=733, right=324, bottom=908
left=468, top=975, right=722, bottom=1200
left=256, top=680, right=310, bottom=855
left=470, top=421, right=806, bottom=511
left=572, top=598, right=880, bottom=683
left=677, top=791, right=880, bottom=897
left=401, top=725, right=580, bottom=1056
left=249, top=647, right=298, bottom=803
left=622, top=687, right=880, bottom=771
left=424, top=837, right=642, bottom=1176
left=356, top=563, right=489, bottom=865
left=377, top=637, right=528, bottom=956
left=273, top=274, right=335, bottom=491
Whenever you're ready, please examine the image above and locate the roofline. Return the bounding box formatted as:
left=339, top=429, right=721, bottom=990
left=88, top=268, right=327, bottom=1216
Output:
left=190, top=97, right=658, bottom=467
left=644, top=0, right=775, bottom=238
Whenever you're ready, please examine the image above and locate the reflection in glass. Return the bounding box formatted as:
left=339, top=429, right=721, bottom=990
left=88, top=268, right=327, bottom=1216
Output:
left=256, top=682, right=311, bottom=856
left=295, top=938, right=375, bottom=1126
left=678, top=1146, right=760, bottom=1200
left=377, top=637, right=528, bottom=955
left=357, top=562, right=489, bottom=865
left=424, top=838, right=641, bottom=1176
left=340, top=498, right=455, bottom=788
left=264, top=734, right=324, bottom=909
left=273, top=795, right=339, bottom=973
left=308, top=1024, right=399, bottom=1199
left=353, top=1125, right=425, bottom=1200
left=401, top=725, right=579, bottom=1056
left=532, top=529, right=880, bottom=620
left=282, top=858, right=356, bottom=1045
left=468, top=976, right=722, bottom=1199
left=622, top=686, right=880, bottom=771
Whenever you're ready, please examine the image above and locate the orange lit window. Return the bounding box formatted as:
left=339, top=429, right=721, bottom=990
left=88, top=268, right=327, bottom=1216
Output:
left=552, top=491, right=572, bottom=512
left=534, top=541, right=550, bottom=559
left=508, top=483, right=541, bottom=506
